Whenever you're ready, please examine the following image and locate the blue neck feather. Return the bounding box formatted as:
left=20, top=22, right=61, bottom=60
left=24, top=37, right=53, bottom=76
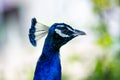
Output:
left=34, top=35, right=61, bottom=80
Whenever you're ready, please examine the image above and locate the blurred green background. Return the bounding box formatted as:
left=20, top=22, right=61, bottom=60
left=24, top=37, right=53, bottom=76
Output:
left=0, top=0, right=120, bottom=80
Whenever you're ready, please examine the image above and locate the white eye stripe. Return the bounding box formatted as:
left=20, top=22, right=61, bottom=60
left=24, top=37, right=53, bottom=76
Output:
left=56, top=25, right=64, bottom=28
left=66, top=27, right=73, bottom=32
left=55, top=29, right=69, bottom=37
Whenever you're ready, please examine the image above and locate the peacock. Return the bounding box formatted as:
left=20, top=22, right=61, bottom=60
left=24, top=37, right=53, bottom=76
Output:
left=29, top=18, right=86, bottom=80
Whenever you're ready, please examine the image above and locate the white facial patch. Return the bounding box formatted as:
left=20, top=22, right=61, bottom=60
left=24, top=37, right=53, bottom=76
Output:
left=56, top=25, right=65, bottom=28
left=56, top=25, right=73, bottom=32
left=55, top=29, right=69, bottom=37
left=67, top=27, right=73, bottom=32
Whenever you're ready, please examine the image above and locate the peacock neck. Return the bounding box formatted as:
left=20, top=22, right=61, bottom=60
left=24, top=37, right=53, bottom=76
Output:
left=42, top=41, right=59, bottom=56
left=34, top=36, right=61, bottom=80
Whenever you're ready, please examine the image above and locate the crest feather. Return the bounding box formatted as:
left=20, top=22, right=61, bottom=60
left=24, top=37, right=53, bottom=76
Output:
left=29, top=18, right=49, bottom=46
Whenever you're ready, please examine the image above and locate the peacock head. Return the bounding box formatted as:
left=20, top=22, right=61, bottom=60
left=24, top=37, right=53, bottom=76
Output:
left=29, top=18, right=86, bottom=49
left=47, top=23, right=86, bottom=49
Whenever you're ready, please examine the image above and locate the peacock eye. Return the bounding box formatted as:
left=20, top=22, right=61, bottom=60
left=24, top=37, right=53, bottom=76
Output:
left=62, top=29, right=67, bottom=32
left=61, top=28, right=68, bottom=34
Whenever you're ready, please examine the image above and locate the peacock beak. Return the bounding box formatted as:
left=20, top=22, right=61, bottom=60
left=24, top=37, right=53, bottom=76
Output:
left=73, top=29, right=86, bottom=37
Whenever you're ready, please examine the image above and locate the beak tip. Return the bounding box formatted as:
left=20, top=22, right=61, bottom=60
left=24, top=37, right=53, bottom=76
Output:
left=73, top=30, right=86, bottom=37
left=76, top=30, right=86, bottom=35
left=82, top=32, right=86, bottom=35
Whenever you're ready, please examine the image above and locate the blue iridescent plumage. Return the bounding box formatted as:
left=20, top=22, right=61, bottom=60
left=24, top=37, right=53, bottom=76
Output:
left=28, top=18, right=86, bottom=80
left=29, top=18, right=37, bottom=46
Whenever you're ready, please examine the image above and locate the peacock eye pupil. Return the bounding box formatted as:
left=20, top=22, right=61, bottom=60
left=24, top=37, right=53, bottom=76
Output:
left=62, top=29, right=68, bottom=33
